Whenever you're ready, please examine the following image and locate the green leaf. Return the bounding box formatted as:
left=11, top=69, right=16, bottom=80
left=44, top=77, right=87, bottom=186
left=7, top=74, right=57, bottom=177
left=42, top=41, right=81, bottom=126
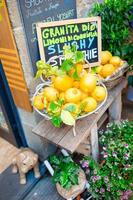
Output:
left=51, top=116, right=62, bottom=127
left=59, top=171, right=68, bottom=187
left=49, top=102, right=58, bottom=112
left=61, top=110, right=75, bottom=126
left=36, top=60, right=45, bottom=69
left=50, top=155, right=60, bottom=166
left=72, top=70, right=80, bottom=80
left=64, top=181, right=72, bottom=190
left=69, top=174, right=79, bottom=185
left=35, top=70, right=44, bottom=79
left=75, top=51, right=84, bottom=63
left=64, top=104, right=76, bottom=112
left=61, top=59, right=74, bottom=72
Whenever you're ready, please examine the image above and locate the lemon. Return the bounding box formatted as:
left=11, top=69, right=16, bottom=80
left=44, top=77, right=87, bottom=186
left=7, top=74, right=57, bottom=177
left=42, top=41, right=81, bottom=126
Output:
left=101, top=64, right=115, bottom=78
left=80, top=91, right=88, bottom=101
left=65, top=88, right=81, bottom=103
left=109, top=56, right=121, bottom=68
left=33, top=95, right=44, bottom=110
left=43, top=87, right=59, bottom=102
left=53, top=75, right=73, bottom=92
left=81, top=97, right=97, bottom=113
left=73, top=81, right=80, bottom=88
left=106, top=51, right=112, bottom=60
left=80, top=74, right=97, bottom=93
left=96, top=65, right=103, bottom=74
left=92, top=86, right=106, bottom=102
left=101, top=51, right=112, bottom=65
left=69, top=62, right=83, bottom=78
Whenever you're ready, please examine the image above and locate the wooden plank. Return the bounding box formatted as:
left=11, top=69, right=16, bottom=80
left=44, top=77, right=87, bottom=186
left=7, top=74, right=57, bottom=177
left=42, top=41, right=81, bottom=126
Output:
left=90, top=123, right=99, bottom=161
left=33, top=79, right=127, bottom=153
left=76, top=137, right=91, bottom=156
left=97, top=112, right=108, bottom=129
left=109, top=93, right=122, bottom=122
left=32, top=119, right=71, bottom=145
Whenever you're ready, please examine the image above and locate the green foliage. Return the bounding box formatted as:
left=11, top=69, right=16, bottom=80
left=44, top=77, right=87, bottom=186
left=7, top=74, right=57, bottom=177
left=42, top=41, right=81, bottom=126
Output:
left=81, top=120, right=133, bottom=200
left=89, top=0, right=133, bottom=65
left=51, top=115, right=62, bottom=128
left=50, top=155, right=80, bottom=190
left=35, top=60, right=61, bottom=79
left=48, top=100, right=64, bottom=127
left=35, top=45, right=84, bottom=80
left=61, top=45, right=85, bottom=80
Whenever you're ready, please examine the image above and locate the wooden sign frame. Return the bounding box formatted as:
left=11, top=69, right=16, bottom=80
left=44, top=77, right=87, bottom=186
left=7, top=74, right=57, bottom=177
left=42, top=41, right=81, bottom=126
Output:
left=36, top=17, right=101, bottom=67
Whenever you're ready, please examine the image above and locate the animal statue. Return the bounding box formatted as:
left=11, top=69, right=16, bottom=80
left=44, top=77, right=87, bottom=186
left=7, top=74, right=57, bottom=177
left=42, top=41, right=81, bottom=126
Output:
left=12, top=148, right=41, bottom=184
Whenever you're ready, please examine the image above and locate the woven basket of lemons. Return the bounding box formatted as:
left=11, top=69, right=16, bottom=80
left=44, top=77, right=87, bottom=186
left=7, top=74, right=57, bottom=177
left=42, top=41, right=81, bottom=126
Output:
left=95, top=51, right=129, bottom=90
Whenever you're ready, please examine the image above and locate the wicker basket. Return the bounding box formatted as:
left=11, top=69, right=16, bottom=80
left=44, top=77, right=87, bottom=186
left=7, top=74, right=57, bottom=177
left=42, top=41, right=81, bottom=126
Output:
left=102, top=61, right=129, bottom=90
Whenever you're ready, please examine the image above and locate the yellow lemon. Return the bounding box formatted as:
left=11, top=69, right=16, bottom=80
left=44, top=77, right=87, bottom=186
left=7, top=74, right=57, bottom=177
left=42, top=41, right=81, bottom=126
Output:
left=73, top=81, right=80, bottom=88
left=92, top=86, right=106, bottom=102
left=96, top=65, right=103, bottom=74
left=80, top=91, right=88, bottom=101
left=43, top=87, right=59, bottom=102
left=80, top=73, right=97, bottom=93
left=106, top=51, right=112, bottom=60
left=109, top=56, right=121, bottom=68
left=81, top=97, right=97, bottom=113
left=101, top=51, right=112, bottom=65
left=33, top=95, right=44, bottom=110
left=65, top=88, right=81, bottom=103
left=101, top=64, right=115, bottom=78
left=53, top=75, right=73, bottom=92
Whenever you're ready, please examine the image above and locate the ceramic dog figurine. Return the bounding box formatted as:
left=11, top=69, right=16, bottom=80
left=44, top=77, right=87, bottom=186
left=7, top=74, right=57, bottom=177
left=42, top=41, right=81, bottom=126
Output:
left=12, top=148, right=41, bottom=184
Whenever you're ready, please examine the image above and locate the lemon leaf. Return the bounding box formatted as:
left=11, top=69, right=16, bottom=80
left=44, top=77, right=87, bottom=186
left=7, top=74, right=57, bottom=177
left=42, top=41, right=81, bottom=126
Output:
left=61, top=110, right=75, bottom=126
left=75, top=51, right=84, bottom=63
left=61, top=59, right=74, bottom=72
left=49, top=102, right=59, bottom=112
left=35, top=70, right=44, bottom=79
left=51, top=116, right=62, bottom=127
left=64, top=105, right=76, bottom=112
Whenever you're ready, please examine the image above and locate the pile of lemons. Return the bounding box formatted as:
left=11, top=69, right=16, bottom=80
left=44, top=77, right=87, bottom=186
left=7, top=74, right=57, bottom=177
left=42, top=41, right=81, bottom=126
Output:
left=33, top=63, right=107, bottom=121
left=96, top=51, right=124, bottom=78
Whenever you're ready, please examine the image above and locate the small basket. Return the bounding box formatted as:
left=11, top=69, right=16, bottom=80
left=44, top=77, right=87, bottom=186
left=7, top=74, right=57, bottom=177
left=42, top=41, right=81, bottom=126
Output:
left=102, top=61, right=129, bottom=90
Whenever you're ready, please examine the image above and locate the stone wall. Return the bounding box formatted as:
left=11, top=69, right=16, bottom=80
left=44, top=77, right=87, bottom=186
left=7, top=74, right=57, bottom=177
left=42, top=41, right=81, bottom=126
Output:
left=6, top=0, right=100, bottom=159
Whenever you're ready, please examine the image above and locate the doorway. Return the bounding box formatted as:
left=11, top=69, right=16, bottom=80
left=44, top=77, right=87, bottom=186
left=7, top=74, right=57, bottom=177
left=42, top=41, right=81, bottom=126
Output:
left=0, top=61, right=27, bottom=147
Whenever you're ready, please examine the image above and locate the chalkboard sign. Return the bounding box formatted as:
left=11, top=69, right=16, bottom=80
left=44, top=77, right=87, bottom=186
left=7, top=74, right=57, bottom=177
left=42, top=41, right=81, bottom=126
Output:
left=18, top=0, right=77, bottom=73
left=36, top=17, right=101, bottom=67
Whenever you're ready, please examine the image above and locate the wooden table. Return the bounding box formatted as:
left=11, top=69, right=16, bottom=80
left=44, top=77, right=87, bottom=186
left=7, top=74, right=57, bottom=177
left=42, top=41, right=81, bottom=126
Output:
left=32, top=78, right=127, bottom=161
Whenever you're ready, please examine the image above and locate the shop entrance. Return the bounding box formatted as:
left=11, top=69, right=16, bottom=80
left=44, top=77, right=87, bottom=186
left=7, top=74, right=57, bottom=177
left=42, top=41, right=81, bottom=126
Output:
left=0, top=61, right=27, bottom=147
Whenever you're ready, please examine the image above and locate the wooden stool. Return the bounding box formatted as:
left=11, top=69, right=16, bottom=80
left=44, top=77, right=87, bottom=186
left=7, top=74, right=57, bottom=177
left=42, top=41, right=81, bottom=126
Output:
left=33, top=79, right=127, bottom=161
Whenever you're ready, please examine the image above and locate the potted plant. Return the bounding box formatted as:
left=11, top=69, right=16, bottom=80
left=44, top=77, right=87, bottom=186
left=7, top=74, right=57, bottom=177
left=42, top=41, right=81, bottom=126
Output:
left=81, top=120, right=133, bottom=200
left=49, top=155, right=86, bottom=199
left=89, top=0, right=133, bottom=65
